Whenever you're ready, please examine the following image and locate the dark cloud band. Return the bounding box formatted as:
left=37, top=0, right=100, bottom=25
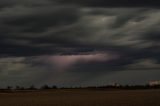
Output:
left=57, top=0, right=160, bottom=8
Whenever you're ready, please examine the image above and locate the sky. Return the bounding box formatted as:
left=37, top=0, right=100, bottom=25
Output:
left=0, top=0, right=160, bottom=88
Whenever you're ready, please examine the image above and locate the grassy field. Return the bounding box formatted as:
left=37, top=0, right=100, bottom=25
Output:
left=0, top=89, right=160, bottom=106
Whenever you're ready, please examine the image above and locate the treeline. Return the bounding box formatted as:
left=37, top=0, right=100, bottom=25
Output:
left=0, top=84, right=160, bottom=91
left=0, top=84, right=57, bottom=91
left=85, top=85, right=160, bottom=90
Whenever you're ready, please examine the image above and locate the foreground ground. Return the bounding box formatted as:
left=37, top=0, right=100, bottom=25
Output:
left=0, top=89, right=160, bottom=106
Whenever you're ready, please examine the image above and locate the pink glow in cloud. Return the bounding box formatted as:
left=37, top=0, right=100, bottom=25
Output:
left=41, top=52, right=119, bottom=71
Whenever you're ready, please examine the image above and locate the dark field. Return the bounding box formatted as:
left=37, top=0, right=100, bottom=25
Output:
left=0, top=89, right=160, bottom=106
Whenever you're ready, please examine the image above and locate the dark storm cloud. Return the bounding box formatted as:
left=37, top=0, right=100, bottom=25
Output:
left=145, top=30, right=160, bottom=42
left=3, top=7, right=78, bottom=32
left=57, top=0, right=160, bottom=8
left=1, top=0, right=160, bottom=9
left=0, top=0, right=160, bottom=87
left=0, top=2, right=160, bottom=63
left=0, top=0, right=81, bottom=56
left=0, top=0, right=159, bottom=61
left=0, top=0, right=159, bottom=56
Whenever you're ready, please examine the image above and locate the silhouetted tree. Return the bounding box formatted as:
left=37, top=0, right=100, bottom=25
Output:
left=6, top=86, right=12, bottom=90
left=16, top=85, right=20, bottom=90
left=28, top=85, right=37, bottom=90
left=52, top=85, right=57, bottom=89
left=41, top=84, right=51, bottom=90
left=20, top=87, right=25, bottom=90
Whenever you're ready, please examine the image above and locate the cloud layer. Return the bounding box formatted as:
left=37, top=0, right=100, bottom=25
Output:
left=0, top=0, right=160, bottom=87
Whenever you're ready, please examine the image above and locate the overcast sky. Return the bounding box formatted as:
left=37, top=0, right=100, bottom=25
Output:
left=0, top=0, right=160, bottom=88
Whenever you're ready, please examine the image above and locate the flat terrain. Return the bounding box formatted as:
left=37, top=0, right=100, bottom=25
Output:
left=0, top=89, right=160, bottom=106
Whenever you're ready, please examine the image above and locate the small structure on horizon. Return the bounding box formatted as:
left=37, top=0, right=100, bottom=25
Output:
left=149, top=80, right=160, bottom=86
left=110, top=82, right=120, bottom=87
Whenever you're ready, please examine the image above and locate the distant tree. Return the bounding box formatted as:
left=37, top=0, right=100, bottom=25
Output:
left=41, top=84, right=51, bottom=90
left=52, top=85, right=57, bottom=89
left=16, top=85, right=20, bottom=90
left=20, top=87, right=25, bottom=90
left=124, top=85, right=130, bottom=89
left=145, top=84, right=150, bottom=88
left=29, top=85, right=37, bottom=90
left=6, top=86, right=12, bottom=90
left=15, top=86, right=25, bottom=90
